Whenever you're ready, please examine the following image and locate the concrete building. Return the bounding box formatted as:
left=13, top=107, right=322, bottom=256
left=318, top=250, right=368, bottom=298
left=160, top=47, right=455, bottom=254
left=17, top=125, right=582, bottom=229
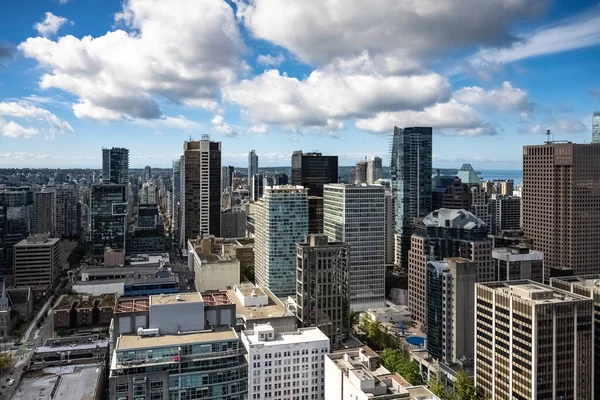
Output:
left=189, top=238, right=240, bottom=291
left=325, top=346, right=439, bottom=400
left=494, top=195, right=520, bottom=234
left=55, top=183, right=79, bottom=238
left=228, top=284, right=297, bottom=333
left=367, top=157, right=383, bottom=184
left=140, top=181, right=157, bottom=205
left=182, top=137, right=222, bottom=243
left=13, top=233, right=60, bottom=288
left=53, top=293, right=115, bottom=331
left=0, top=188, right=33, bottom=277
left=291, top=151, right=338, bottom=197
left=594, top=111, right=600, bottom=143
left=33, top=189, right=56, bottom=236
left=172, top=158, right=181, bottom=237
left=365, top=305, right=411, bottom=324
left=355, top=160, right=368, bottom=184
left=296, top=234, right=350, bottom=348
left=248, top=149, right=258, bottom=179
left=324, top=184, right=386, bottom=311
left=308, top=196, right=324, bottom=234
left=469, top=184, right=491, bottom=229
left=90, top=183, right=128, bottom=258
left=384, top=187, right=395, bottom=265
left=109, top=293, right=247, bottom=400
left=492, top=246, right=544, bottom=282
left=254, top=186, right=308, bottom=297
left=523, top=142, right=600, bottom=278
left=102, top=147, right=129, bottom=184
left=251, top=174, right=264, bottom=201
left=475, top=281, right=593, bottom=400
left=221, top=165, right=234, bottom=193
left=242, top=324, right=330, bottom=400
left=221, top=210, right=247, bottom=238
left=431, top=175, right=471, bottom=211
left=408, top=209, right=491, bottom=324
left=426, top=258, right=476, bottom=365
left=390, top=126, right=432, bottom=271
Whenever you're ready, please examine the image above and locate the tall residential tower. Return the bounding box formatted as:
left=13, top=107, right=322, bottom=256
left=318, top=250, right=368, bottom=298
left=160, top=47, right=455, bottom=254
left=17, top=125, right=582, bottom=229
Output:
left=101, top=147, right=129, bottom=184
left=248, top=149, right=258, bottom=179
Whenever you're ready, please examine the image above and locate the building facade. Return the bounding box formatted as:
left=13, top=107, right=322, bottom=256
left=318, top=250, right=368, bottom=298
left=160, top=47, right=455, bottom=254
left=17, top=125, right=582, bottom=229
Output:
left=242, top=324, right=330, bottom=400
left=323, top=184, right=385, bottom=311
left=492, top=247, right=544, bottom=282
left=475, top=281, right=593, bottom=400
left=494, top=195, right=520, bottom=234
left=251, top=174, right=264, bottom=202
left=102, top=147, right=129, bottom=184
left=523, top=142, right=600, bottom=277
left=366, top=157, right=382, bottom=184
left=248, top=150, right=258, bottom=179
left=55, top=183, right=80, bottom=238
left=431, top=175, right=471, bottom=211
left=408, top=208, right=491, bottom=324
left=14, top=234, right=60, bottom=288
left=390, top=126, right=432, bottom=271
left=182, top=137, right=222, bottom=242
left=594, top=111, right=600, bottom=143
left=296, top=234, right=349, bottom=348
left=33, top=189, right=56, bottom=236
left=254, top=186, right=308, bottom=297
left=354, top=161, right=367, bottom=184
left=90, top=183, right=128, bottom=258
left=291, top=151, right=338, bottom=197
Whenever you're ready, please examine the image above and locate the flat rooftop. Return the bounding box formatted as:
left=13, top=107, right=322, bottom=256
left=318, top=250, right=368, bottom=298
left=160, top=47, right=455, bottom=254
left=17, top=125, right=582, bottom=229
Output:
left=200, top=291, right=232, bottom=306
left=227, top=287, right=294, bottom=320
left=11, top=364, right=102, bottom=400
left=483, top=280, right=590, bottom=304
left=243, top=327, right=329, bottom=347
left=117, top=328, right=238, bottom=351
left=115, top=297, right=150, bottom=313
left=54, top=293, right=116, bottom=311
left=150, top=292, right=202, bottom=306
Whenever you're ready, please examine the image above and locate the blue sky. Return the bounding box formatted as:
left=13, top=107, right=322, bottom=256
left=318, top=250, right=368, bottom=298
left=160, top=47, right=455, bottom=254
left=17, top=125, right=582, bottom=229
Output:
left=1, top=0, right=599, bottom=169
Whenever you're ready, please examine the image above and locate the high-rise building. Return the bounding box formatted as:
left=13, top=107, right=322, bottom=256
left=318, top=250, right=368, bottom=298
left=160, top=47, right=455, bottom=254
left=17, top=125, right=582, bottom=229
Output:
left=494, top=195, right=520, bottom=234
left=101, top=147, right=129, bottom=184
left=492, top=247, right=544, bottom=282
left=0, top=188, right=33, bottom=276
left=144, top=165, right=151, bottom=182
left=551, top=274, right=600, bottom=400
left=475, top=281, right=593, bottom=399
left=172, top=158, right=181, bottom=236
left=469, top=184, right=491, bottom=228
left=498, top=179, right=514, bottom=196
left=251, top=174, right=264, bottom=202
left=308, top=196, right=323, bottom=234
left=221, top=165, right=234, bottom=193
left=242, top=324, right=330, bottom=400
left=383, top=187, right=395, bottom=265
left=296, top=234, right=350, bottom=348
left=323, top=184, right=385, bottom=311
left=254, top=186, right=308, bottom=297
left=390, top=126, right=432, bottom=271
left=431, top=175, right=471, bottom=211
left=248, top=149, right=258, bottom=179
left=408, top=208, right=491, bottom=324
left=291, top=151, right=338, bottom=197
left=182, top=137, right=222, bottom=242
left=523, top=142, right=600, bottom=277
left=354, top=161, right=367, bottom=184
left=90, top=184, right=128, bottom=258
left=367, top=157, right=383, bottom=184
left=13, top=233, right=60, bottom=288
left=456, top=163, right=481, bottom=186
left=593, top=111, right=600, bottom=143
left=33, top=189, right=55, bottom=236
left=426, top=258, right=476, bottom=364
left=140, top=181, right=157, bottom=205
left=55, top=184, right=79, bottom=238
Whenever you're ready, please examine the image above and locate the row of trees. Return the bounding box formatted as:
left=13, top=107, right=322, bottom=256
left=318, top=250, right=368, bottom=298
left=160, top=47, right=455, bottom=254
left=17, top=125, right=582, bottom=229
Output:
left=429, top=370, right=483, bottom=400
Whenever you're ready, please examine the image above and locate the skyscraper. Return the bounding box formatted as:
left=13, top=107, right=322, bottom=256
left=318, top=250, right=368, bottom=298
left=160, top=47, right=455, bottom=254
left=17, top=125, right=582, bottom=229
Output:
left=431, top=175, right=471, bottom=211
left=323, top=184, right=385, bottom=311
left=593, top=111, right=600, bottom=143
left=523, top=142, right=600, bottom=277
left=291, top=151, right=338, bottom=197
left=90, top=183, right=128, bottom=257
left=33, top=189, right=56, bottom=236
left=172, top=158, right=181, bottom=237
left=296, top=234, right=350, bottom=348
left=354, top=161, right=367, bottom=184
left=408, top=208, right=492, bottom=324
left=254, top=185, right=308, bottom=296
left=494, top=195, right=520, bottom=234
left=182, top=136, right=222, bottom=242
left=390, top=126, right=432, bottom=271
left=55, top=183, right=79, bottom=238
left=475, top=281, right=593, bottom=399
left=144, top=165, right=151, bottom=182
left=248, top=149, right=258, bottom=178
left=0, top=188, right=33, bottom=276
left=366, top=157, right=382, bottom=184
left=251, top=174, right=264, bottom=202
left=221, top=165, right=234, bottom=193
left=101, top=147, right=129, bottom=184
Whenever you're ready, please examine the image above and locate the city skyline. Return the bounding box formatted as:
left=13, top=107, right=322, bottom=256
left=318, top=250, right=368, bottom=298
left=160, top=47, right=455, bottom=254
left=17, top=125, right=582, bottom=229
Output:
left=0, top=1, right=599, bottom=169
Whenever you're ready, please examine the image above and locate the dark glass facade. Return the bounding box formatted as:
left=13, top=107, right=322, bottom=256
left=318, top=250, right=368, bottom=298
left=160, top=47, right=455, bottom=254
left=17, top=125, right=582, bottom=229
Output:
left=90, top=184, right=127, bottom=257
left=291, top=151, right=338, bottom=197
left=0, top=188, right=33, bottom=276
left=102, top=147, right=129, bottom=184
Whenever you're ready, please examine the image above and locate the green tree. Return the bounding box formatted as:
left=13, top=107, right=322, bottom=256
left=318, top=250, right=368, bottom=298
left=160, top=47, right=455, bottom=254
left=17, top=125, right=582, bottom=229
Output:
left=454, top=369, right=482, bottom=400
left=428, top=376, right=452, bottom=400
left=380, top=348, right=422, bottom=386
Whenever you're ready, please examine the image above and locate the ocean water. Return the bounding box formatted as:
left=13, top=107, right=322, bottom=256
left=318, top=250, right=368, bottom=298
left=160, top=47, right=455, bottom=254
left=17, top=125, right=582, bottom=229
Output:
left=479, top=170, right=523, bottom=187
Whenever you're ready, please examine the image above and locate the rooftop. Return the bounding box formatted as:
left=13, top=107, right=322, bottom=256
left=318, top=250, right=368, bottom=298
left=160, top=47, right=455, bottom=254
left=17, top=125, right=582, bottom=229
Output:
left=15, top=235, right=59, bottom=247
left=115, top=297, right=150, bottom=313
left=117, top=327, right=238, bottom=350
left=150, top=292, right=203, bottom=306
left=492, top=247, right=544, bottom=261
left=482, top=280, right=591, bottom=304
left=228, top=286, right=294, bottom=320
left=423, top=208, right=485, bottom=230
left=11, top=364, right=103, bottom=400
left=54, top=293, right=116, bottom=311
left=243, top=326, right=329, bottom=347
left=200, top=291, right=233, bottom=306
left=552, top=275, right=600, bottom=291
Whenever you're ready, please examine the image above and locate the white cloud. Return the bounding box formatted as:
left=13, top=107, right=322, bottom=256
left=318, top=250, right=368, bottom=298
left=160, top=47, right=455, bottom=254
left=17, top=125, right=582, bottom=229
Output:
left=211, top=115, right=237, bottom=136
left=235, top=0, right=543, bottom=70
left=224, top=69, right=450, bottom=127
left=133, top=115, right=201, bottom=131
left=473, top=9, right=600, bottom=67
left=0, top=101, right=73, bottom=133
left=355, top=99, right=497, bottom=136
left=257, top=53, right=285, bottom=66
left=524, top=118, right=587, bottom=135
left=20, top=0, right=246, bottom=122
left=34, top=12, right=69, bottom=37
left=0, top=118, right=39, bottom=138
left=453, top=81, right=534, bottom=117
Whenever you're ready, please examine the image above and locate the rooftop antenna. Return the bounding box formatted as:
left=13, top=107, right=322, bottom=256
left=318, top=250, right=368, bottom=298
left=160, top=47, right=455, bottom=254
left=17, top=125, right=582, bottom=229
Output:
left=545, top=129, right=551, bottom=144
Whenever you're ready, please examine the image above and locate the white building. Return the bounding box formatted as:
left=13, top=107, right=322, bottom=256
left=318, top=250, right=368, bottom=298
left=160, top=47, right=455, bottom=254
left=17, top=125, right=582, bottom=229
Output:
left=323, top=184, right=386, bottom=311
left=188, top=239, right=240, bottom=291
left=366, top=157, right=382, bottom=184
left=254, top=186, right=308, bottom=297
left=242, top=323, right=330, bottom=400
left=365, top=305, right=411, bottom=324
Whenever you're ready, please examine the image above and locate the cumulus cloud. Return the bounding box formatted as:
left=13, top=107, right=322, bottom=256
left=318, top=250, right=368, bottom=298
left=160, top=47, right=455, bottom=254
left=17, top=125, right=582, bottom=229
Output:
left=224, top=69, right=450, bottom=127
left=0, top=101, right=73, bottom=133
left=34, top=12, right=69, bottom=37
left=0, top=118, right=39, bottom=138
left=235, top=0, right=543, bottom=70
left=453, top=81, right=535, bottom=117
left=257, top=53, right=285, bottom=66
left=211, top=115, right=237, bottom=136
left=355, top=99, right=497, bottom=136
left=20, top=0, right=246, bottom=122
left=472, top=8, right=600, bottom=68
left=523, top=118, right=587, bottom=135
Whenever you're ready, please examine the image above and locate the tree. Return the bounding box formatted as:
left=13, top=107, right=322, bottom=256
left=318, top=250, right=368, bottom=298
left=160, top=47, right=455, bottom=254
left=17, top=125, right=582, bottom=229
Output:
left=429, top=376, right=452, bottom=400
left=380, top=348, right=423, bottom=386
left=454, top=369, right=482, bottom=400
left=0, top=355, right=11, bottom=373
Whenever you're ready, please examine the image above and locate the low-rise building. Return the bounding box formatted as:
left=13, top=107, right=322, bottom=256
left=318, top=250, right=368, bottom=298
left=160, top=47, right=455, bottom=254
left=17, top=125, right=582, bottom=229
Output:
left=242, top=324, right=330, bottom=400
left=189, top=238, right=240, bottom=291
left=365, top=305, right=412, bottom=324
left=53, top=293, right=116, bottom=331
